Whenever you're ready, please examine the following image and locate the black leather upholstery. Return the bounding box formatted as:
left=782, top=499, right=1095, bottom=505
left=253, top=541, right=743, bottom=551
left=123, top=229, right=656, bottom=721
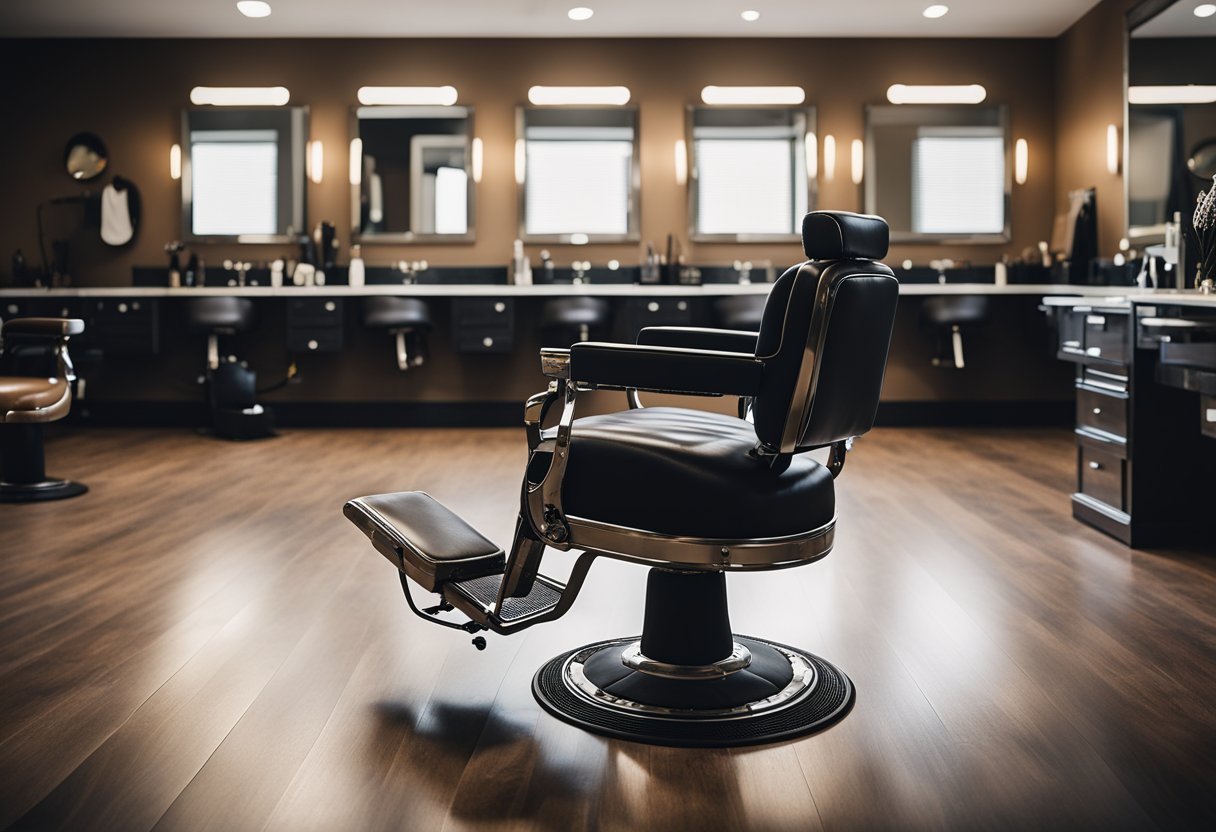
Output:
left=713, top=296, right=767, bottom=332
left=185, top=297, right=254, bottom=332
left=570, top=342, right=763, bottom=397
left=636, top=326, right=758, bottom=354
left=559, top=407, right=835, bottom=539
left=344, top=491, right=505, bottom=591
left=363, top=297, right=432, bottom=330
left=802, top=211, right=889, bottom=262
left=1, top=318, right=85, bottom=338
left=921, top=295, right=991, bottom=327
left=541, top=297, right=611, bottom=328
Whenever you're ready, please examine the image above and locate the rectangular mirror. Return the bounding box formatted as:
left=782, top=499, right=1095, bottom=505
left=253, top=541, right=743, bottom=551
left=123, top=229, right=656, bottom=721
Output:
left=865, top=104, right=1010, bottom=244
left=518, top=106, right=639, bottom=243
left=350, top=105, right=475, bottom=243
left=688, top=106, right=815, bottom=242
left=1126, top=1, right=1216, bottom=244
left=181, top=106, right=308, bottom=243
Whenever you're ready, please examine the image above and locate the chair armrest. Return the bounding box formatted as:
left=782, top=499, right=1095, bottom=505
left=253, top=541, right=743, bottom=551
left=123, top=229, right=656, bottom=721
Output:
left=637, top=326, right=758, bottom=354
left=1, top=317, right=85, bottom=339
left=569, top=342, right=763, bottom=396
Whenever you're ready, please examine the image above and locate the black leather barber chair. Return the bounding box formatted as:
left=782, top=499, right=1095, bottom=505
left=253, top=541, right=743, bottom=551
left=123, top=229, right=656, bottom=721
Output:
left=540, top=297, right=612, bottom=347
left=920, top=295, right=990, bottom=369
left=713, top=295, right=767, bottom=332
left=184, top=297, right=274, bottom=440
left=344, top=211, right=899, bottom=747
left=0, top=317, right=88, bottom=502
left=363, top=297, right=432, bottom=371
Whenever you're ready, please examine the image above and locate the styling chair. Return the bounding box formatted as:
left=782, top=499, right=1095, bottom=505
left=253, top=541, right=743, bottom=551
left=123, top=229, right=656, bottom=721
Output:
left=0, top=317, right=88, bottom=502
left=184, top=297, right=275, bottom=440
left=540, top=297, right=612, bottom=347
left=713, top=295, right=767, bottom=332
left=920, top=295, right=990, bottom=369
left=344, top=211, right=899, bottom=747
left=363, top=297, right=432, bottom=371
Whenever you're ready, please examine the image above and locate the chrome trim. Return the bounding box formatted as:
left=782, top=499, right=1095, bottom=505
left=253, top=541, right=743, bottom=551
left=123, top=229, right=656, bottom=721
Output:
left=539, top=348, right=571, bottom=379
left=564, top=513, right=835, bottom=570
left=621, top=640, right=752, bottom=680
left=564, top=641, right=818, bottom=720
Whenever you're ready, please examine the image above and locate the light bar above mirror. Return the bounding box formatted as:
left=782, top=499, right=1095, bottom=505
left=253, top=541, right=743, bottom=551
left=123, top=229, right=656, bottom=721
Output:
left=700, top=86, right=805, bottom=105
left=527, top=86, right=631, bottom=106
left=357, top=86, right=459, bottom=106
left=189, top=86, right=290, bottom=106
left=886, top=84, right=987, bottom=105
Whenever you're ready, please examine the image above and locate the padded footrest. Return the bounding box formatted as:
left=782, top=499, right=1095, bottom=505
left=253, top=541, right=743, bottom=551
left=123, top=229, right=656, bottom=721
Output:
left=448, top=573, right=564, bottom=624
left=344, top=491, right=505, bottom=592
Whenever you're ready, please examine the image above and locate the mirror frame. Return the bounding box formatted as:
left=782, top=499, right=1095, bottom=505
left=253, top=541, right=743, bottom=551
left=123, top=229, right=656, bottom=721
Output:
left=516, top=105, right=642, bottom=245
left=864, top=103, right=1012, bottom=245
left=180, top=106, right=309, bottom=244
left=348, top=105, right=477, bottom=245
left=63, top=132, right=108, bottom=182
left=686, top=105, right=818, bottom=244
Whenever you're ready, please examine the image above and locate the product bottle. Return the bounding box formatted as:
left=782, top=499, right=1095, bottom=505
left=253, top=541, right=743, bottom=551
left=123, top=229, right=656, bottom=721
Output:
left=168, top=252, right=181, bottom=288
left=348, top=245, right=365, bottom=287
left=184, top=253, right=198, bottom=288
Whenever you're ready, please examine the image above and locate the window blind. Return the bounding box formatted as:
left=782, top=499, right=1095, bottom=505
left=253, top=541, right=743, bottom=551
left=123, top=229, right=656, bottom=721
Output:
left=191, top=130, right=278, bottom=236
left=911, top=132, right=1005, bottom=235
left=695, top=138, right=798, bottom=235
left=525, top=140, right=632, bottom=236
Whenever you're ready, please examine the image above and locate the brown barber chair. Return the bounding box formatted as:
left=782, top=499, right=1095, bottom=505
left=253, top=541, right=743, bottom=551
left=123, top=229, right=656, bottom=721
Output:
left=0, top=317, right=87, bottom=502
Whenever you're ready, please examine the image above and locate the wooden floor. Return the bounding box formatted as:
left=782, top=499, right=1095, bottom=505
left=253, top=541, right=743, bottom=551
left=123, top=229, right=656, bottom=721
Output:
left=1, top=424, right=1213, bottom=831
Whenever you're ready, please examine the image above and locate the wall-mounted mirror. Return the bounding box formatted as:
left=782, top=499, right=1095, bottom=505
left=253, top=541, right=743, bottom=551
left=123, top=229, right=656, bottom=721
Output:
left=1126, top=0, right=1216, bottom=243
left=865, top=104, right=1010, bottom=244
left=688, top=106, right=815, bottom=242
left=350, top=105, right=474, bottom=243
left=181, top=106, right=308, bottom=243
left=518, top=107, right=639, bottom=243
left=64, top=132, right=108, bottom=181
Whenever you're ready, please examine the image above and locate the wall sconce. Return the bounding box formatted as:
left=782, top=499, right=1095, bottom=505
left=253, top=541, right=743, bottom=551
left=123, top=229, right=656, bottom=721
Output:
left=169, top=143, right=181, bottom=180
left=1106, top=124, right=1120, bottom=175
left=189, top=86, right=290, bottom=106
left=851, top=139, right=864, bottom=185
left=700, top=86, right=806, bottom=106
left=823, top=135, right=836, bottom=183
left=356, top=86, right=459, bottom=106
left=471, top=137, right=484, bottom=184
left=805, top=132, right=818, bottom=179
left=515, top=138, right=526, bottom=185
left=349, top=138, right=363, bottom=186
left=307, top=140, right=324, bottom=184
left=674, top=139, right=688, bottom=186
left=527, top=86, right=631, bottom=106
left=886, top=84, right=987, bottom=105
left=1014, top=138, right=1028, bottom=185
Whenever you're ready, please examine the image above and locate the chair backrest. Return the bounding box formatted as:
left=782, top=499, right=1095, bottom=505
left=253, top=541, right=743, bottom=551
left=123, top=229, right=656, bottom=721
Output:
left=751, top=211, right=899, bottom=455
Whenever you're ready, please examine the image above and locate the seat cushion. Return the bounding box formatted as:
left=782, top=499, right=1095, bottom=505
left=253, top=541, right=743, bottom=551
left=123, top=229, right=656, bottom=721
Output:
left=363, top=297, right=432, bottom=330
left=0, top=377, right=70, bottom=423
left=559, top=407, right=834, bottom=539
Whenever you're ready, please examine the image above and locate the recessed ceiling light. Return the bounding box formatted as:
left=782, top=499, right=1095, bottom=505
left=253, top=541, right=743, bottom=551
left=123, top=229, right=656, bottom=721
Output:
left=1196, top=4, right=1216, bottom=18
left=741, top=10, right=761, bottom=22
left=236, top=1, right=272, bottom=18
left=923, top=4, right=949, bottom=18
left=568, top=7, right=594, bottom=21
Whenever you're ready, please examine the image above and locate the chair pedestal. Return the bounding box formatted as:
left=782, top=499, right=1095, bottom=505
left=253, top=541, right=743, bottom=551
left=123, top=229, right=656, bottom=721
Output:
left=0, top=424, right=88, bottom=502
left=532, top=568, right=854, bottom=747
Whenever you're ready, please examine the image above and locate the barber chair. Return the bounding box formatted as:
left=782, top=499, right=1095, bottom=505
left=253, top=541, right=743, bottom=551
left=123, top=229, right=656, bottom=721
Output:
left=540, top=297, right=612, bottom=346
left=713, top=295, right=767, bottom=331
left=363, top=297, right=432, bottom=371
left=920, top=295, right=990, bottom=369
left=184, top=297, right=274, bottom=440
left=344, top=211, right=899, bottom=747
left=0, top=317, right=88, bottom=502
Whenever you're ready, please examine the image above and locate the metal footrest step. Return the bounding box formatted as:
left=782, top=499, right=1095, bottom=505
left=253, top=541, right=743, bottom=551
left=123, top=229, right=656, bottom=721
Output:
left=448, top=573, right=565, bottom=623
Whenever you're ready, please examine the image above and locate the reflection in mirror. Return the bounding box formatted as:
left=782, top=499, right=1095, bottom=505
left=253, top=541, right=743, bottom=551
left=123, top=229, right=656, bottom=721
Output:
left=1127, top=1, right=1216, bottom=242
left=518, top=107, right=639, bottom=243
left=350, top=106, right=473, bottom=243
left=865, top=105, right=1009, bottom=243
left=688, top=107, right=815, bottom=241
left=64, top=132, right=108, bottom=181
left=181, top=106, right=308, bottom=242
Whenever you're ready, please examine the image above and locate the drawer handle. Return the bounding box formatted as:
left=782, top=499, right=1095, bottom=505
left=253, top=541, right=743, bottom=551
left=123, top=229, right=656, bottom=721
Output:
left=482, top=336, right=494, bottom=348
left=307, top=339, right=319, bottom=350
left=494, top=302, right=506, bottom=313
left=647, top=302, right=660, bottom=312
left=325, top=301, right=336, bottom=312
left=1088, top=461, right=1103, bottom=470
left=1086, top=315, right=1106, bottom=327
left=677, top=301, right=688, bottom=311
left=1092, top=407, right=1102, bottom=416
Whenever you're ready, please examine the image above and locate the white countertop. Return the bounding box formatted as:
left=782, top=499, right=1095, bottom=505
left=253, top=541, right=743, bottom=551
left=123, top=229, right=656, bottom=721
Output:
left=0, top=283, right=1153, bottom=299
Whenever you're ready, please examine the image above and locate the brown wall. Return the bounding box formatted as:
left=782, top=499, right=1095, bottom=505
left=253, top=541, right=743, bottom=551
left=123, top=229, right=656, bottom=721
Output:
left=0, top=36, right=1059, bottom=287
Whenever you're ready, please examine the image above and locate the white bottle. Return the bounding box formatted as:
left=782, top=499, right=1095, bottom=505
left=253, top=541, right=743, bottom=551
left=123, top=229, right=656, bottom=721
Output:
left=348, top=245, right=365, bottom=288
left=512, top=239, right=532, bottom=285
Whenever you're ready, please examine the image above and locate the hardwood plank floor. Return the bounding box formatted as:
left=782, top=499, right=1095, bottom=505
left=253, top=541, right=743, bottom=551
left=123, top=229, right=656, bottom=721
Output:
left=1, top=424, right=1213, bottom=831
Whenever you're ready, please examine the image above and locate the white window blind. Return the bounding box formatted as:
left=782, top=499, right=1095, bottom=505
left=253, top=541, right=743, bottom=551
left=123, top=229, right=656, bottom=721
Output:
left=695, top=139, right=799, bottom=235
left=525, top=140, right=632, bottom=236
left=911, top=131, right=1005, bottom=235
left=433, top=166, right=468, bottom=235
left=191, top=130, right=278, bottom=236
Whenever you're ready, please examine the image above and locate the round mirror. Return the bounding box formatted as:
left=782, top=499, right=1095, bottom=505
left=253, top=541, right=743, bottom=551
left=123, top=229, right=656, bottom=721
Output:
left=1188, top=138, right=1216, bottom=180
left=64, top=132, right=108, bottom=181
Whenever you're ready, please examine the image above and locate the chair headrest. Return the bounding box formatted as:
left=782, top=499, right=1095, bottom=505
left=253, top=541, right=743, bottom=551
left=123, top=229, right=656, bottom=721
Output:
left=802, top=211, right=889, bottom=262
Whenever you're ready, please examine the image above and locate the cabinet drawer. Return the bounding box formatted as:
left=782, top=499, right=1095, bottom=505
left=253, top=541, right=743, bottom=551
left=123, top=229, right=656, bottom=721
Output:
left=287, top=298, right=344, bottom=327
left=287, top=327, right=343, bottom=353
left=1078, top=444, right=1125, bottom=511
left=454, top=331, right=514, bottom=353
left=1076, top=385, right=1127, bottom=440
left=91, top=298, right=159, bottom=355
left=1082, top=312, right=1129, bottom=364
left=453, top=298, right=514, bottom=326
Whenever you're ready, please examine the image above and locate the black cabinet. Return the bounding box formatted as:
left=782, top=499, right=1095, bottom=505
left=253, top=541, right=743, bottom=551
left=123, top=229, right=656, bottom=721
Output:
left=452, top=298, right=514, bottom=353
left=286, top=297, right=344, bottom=353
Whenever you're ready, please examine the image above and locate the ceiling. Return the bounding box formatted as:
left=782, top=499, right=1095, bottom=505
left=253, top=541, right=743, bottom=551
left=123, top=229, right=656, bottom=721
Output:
left=1133, top=1, right=1216, bottom=37
left=1, top=0, right=1107, bottom=39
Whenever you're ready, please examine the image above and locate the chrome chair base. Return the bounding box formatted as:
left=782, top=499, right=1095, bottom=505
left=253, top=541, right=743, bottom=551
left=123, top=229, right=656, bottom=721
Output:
left=532, top=635, right=853, bottom=747
left=0, top=479, right=88, bottom=503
